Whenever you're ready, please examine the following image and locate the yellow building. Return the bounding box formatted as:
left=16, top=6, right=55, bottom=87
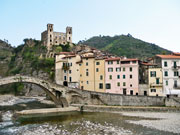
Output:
left=94, top=58, right=105, bottom=92
left=79, top=56, right=105, bottom=92
left=148, top=68, right=164, bottom=96
left=79, top=56, right=95, bottom=91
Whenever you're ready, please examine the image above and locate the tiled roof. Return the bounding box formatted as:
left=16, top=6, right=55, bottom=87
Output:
left=173, top=52, right=180, bottom=56
left=141, top=62, right=157, bottom=66
left=82, top=55, right=95, bottom=59
left=121, top=58, right=139, bottom=61
left=62, top=55, right=76, bottom=59
left=58, top=52, right=75, bottom=55
left=156, top=54, right=180, bottom=59
left=105, top=57, right=120, bottom=61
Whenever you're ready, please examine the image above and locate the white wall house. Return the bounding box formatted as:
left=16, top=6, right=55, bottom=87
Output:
left=156, top=53, right=180, bottom=96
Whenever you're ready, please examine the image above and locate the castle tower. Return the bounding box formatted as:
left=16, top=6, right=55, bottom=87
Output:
left=47, top=23, right=54, bottom=50
left=66, top=27, right=72, bottom=43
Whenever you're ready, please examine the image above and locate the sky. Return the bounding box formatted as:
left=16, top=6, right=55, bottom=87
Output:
left=0, top=0, right=180, bottom=52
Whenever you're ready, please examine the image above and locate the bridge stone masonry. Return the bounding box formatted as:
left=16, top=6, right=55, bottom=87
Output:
left=0, top=75, right=69, bottom=107
left=0, top=75, right=180, bottom=108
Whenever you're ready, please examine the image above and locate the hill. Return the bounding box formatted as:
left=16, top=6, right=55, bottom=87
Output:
left=78, top=34, right=171, bottom=59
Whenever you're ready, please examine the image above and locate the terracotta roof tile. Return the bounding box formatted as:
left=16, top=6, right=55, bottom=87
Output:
left=156, top=55, right=180, bottom=59
left=121, top=58, right=139, bottom=61
left=105, top=57, right=120, bottom=61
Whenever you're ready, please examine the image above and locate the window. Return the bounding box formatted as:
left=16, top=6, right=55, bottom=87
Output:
left=117, top=61, right=120, bottom=64
left=130, top=75, right=132, bottom=79
left=87, top=81, right=89, bottom=84
left=123, top=82, right=126, bottom=86
left=100, top=75, right=103, bottom=80
left=132, top=61, right=136, bottom=64
left=86, top=72, right=89, bottom=76
left=116, top=67, right=121, bottom=72
left=69, top=77, right=72, bottom=82
left=108, top=61, right=113, bottom=65
left=96, top=62, right=100, bottom=65
left=150, top=71, right=156, bottom=77
left=64, top=70, right=66, bottom=73
left=123, top=75, right=126, bottom=79
left=99, top=83, right=103, bottom=89
left=70, top=63, right=72, bottom=66
left=108, top=68, right=113, bottom=72
left=106, top=83, right=111, bottom=89
left=173, top=61, right=177, bottom=68
left=86, top=62, right=88, bottom=66
left=117, top=82, right=120, bottom=86
left=166, top=80, right=168, bottom=86
left=117, top=75, right=120, bottom=79
left=86, top=69, right=88, bottom=71
left=174, top=71, right=179, bottom=76
left=151, top=89, right=156, bottom=92
left=50, top=39, right=52, bottom=42
left=64, top=76, right=66, bottom=81
left=96, top=68, right=99, bottom=72
left=79, top=64, right=81, bottom=66
left=164, top=61, right=167, bottom=67
left=109, top=75, right=112, bottom=80
left=164, top=71, right=168, bottom=77
left=123, top=67, right=126, bottom=71
left=86, top=58, right=88, bottom=60
left=130, top=84, right=132, bottom=87
left=130, top=67, right=132, bottom=72
left=156, top=78, right=160, bottom=84
left=69, top=70, right=71, bottom=74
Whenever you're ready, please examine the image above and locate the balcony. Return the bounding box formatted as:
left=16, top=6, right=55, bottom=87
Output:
left=62, top=64, right=70, bottom=70
left=173, top=85, right=180, bottom=90
left=150, top=83, right=163, bottom=87
left=172, top=65, right=178, bottom=70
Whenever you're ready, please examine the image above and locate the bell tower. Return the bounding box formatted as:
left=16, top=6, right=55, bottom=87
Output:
left=47, top=24, right=54, bottom=50
left=66, top=26, right=72, bottom=43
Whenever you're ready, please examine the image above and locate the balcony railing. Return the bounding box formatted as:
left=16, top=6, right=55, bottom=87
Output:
left=172, top=65, right=178, bottom=70
left=150, top=83, right=163, bottom=87
left=62, top=64, right=70, bottom=70
left=173, top=85, right=180, bottom=89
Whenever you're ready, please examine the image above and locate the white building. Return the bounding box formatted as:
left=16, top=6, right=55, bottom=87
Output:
left=155, top=53, right=180, bottom=96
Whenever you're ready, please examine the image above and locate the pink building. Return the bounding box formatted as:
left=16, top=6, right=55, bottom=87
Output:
left=105, top=58, right=139, bottom=95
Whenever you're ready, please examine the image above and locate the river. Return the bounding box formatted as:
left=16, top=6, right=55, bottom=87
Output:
left=0, top=95, right=180, bottom=135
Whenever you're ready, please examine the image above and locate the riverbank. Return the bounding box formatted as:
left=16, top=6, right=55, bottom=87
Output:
left=15, top=107, right=79, bottom=115
left=72, top=104, right=180, bottom=112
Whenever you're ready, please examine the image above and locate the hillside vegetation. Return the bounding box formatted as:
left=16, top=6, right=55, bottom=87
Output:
left=79, top=34, right=171, bottom=59
left=0, top=39, right=73, bottom=95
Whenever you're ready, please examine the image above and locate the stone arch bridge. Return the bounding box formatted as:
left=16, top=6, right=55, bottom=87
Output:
left=0, top=75, right=72, bottom=107
left=0, top=75, right=168, bottom=108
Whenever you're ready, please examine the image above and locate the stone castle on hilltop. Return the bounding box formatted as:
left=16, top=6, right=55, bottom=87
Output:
left=41, top=24, right=72, bottom=50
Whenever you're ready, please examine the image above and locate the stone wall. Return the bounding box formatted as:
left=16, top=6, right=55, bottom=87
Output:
left=165, top=97, right=180, bottom=107
left=67, top=88, right=166, bottom=106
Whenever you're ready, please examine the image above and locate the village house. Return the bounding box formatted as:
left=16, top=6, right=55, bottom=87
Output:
left=55, top=52, right=80, bottom=88
left=148, top=68, right=164, bottom=96
left=154, top=53, right=180, bottom=96
left=105, top=58, right=139, bottom=95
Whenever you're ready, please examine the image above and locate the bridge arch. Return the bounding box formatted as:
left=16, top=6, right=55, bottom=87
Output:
left=0, top=75, right=68, bottom=107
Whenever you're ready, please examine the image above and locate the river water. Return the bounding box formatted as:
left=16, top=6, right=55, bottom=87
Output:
left=0, top=95, right=180, bottom=135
